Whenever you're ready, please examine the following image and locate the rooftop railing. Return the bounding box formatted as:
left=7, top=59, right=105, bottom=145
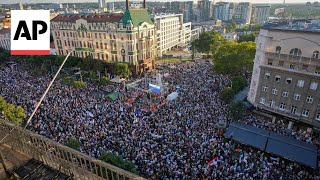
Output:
left=0, top=120, right=144, bottom=180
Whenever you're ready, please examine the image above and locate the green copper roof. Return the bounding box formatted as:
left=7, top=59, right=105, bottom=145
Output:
left=120, top=9, right=153, bottom=26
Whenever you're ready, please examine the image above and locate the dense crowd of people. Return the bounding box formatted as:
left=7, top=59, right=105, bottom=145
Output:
left=0, top=59, right=319, bottom=179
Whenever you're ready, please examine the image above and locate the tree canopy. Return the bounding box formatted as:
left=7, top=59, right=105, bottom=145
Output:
left=112, top=63, right=131, bottom=77
left=213, top=41, right=256, bottom=75
left=65, top=137, right=80, bottom=151
left=238, top=32, right=257, bottom=43
left=192, top=31, right=227, bottom=55
left=99, top=152, right=138, bottom=174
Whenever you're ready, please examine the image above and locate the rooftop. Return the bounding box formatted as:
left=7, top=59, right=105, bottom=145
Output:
left=51, top=13, right=124, bottom=23
left=263, top=20, right=320, bottom=33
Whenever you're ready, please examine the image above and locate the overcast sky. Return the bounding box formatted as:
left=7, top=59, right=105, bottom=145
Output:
left=0, top=0, right=313, bottom=4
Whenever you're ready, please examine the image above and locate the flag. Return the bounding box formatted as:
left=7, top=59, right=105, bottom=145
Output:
left=208, top=157, right=220, bottom=166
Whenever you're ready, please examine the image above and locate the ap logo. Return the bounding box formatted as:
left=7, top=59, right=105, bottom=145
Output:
left=11, top=10, right=50, bottom=55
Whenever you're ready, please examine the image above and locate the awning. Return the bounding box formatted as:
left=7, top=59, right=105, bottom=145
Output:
left=106, top=92, right=122, bottom=101
left=225, top=121, right=318, bottom=168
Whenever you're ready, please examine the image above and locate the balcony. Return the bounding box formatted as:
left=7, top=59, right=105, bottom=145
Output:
left=0, top=119, right=144, bottom=180
left=264, top=52, right=320, bottom=66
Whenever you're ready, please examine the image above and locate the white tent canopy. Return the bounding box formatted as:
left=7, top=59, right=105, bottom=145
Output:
left=167, top=92, right=178, bottom=101
left=110, top=76, right=123, bottom=84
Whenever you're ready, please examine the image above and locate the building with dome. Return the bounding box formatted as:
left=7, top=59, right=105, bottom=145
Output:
left=51, top=0, right=156, bottom=74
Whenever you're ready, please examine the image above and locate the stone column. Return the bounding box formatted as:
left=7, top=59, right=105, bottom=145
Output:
left=288, top=121, right=294, bottom=129
left=272, top=116, right=276, bottom=124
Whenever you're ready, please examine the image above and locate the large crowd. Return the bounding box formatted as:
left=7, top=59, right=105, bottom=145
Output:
left=0, top=59, right=319, bottom=179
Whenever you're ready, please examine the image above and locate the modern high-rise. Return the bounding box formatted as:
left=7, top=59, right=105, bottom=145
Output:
left=251, top=5, right=270, bottom=24
left=248, top=23, right=320, bottom=128
left=51, top=0, right=156, bottom=74
left=169, top=1, right=194, bottom=22
left=154, top=14, right=192, bottom=56
left=214, top=2, right=236, bottom=22
left=234, top=2, right=252, bottom=24
left=197, top=0, right=212, bottom=22
left=98, top=0, right=106, bottom=9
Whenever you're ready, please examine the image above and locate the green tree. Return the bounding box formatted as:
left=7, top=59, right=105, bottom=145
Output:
left=100, top=76, right=109, bottom=85
left=3, top=104, right=26, bottom=125
left=73, top=81, right=87, bottom=88
left=193, top=31, right=226, bottom=55
left=219, top=87, right=235, bottom=103
left=238, top=32, right=257, bottom=43
left=112, top=63, right=131, bottom=77
left=99, top=152, right=138, bottom=174
left=230, top=76, right=248, bottom=92
left=0, top=96, right=7, bottom=112
left=226, top=20, right=237, bottom=32
left=230, top=101, right=245, bottom=120
left=65, top=137, right=80, bottom=151
left=213, top=41, right=256, bottom=75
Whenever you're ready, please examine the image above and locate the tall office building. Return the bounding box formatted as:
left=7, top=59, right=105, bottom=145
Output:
left=51, top=0, right=156, bottom=74
left=154, top=14, right=192, bottom=56
left=214, top=2, right=236, bottom=22
left=98, top=0, right=106, bottom=9
left=170, top=1, right=194, bottom=22
left=251, top=5, right=271, bottom=24
left=234, top=2, right=252, bottom=24
left=196, top=0, right=212, bottom=22
left=248, top=23, right=320, bottom=128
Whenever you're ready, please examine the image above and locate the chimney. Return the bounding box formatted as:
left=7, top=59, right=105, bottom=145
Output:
left=126, top=0, right=129, bottom=10
left=143, top=0, right=146, bottom=8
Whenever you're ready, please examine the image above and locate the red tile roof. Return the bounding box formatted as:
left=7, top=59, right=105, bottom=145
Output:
left=51, top=13, right=124, bottom=23
left=0, top=28, right=10, bottom=35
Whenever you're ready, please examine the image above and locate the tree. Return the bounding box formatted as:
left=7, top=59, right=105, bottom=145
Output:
left=3, top=104, right=26, bottom=125
left=99, top=152, right=138, bottom=174
left=230, top=102, right=245, bottom=120
left=219, top=87, right=235, bottom=103
left=213, top=41, right=256, bottom=75
left=73, top=81, right=87, bottom=88
left=100, top=76, right=109, bottom=85
left=226, top=20, right=237, bottom=32
left=193, top=31, right=227, bottom=55
left=112, top=63, right=131, bottom=77
left=230, top=76, right=248, bottom=92
left=0, top=96, right=6, bottom=112
left=65, top=137, right=80, bottom=151
left=238, top=32, right=257, bottom=43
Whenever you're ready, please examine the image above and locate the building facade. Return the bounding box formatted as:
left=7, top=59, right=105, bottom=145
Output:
left=154, top=14, right=191, bottom=56
left=169, top=1, right=194, bottom=23
left=51, top=8, right=156, bottom=74
left=234, top=2, right=252, bottom=24
left=248, top=25, right=320, bottom=128
left=214, top=2, right=236, bottom=22
left=251, top=5, right=270, bottom=24
left=0, top=28, right=10, bottom=50
left=197, top=0, right=212, bottom=22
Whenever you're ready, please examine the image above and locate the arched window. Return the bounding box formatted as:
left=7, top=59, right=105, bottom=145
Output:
left=313, top=50, right=319, bottom=59
left=276, top=46, right=281, bottom=54
left=290, top=48, right=302, bottom=56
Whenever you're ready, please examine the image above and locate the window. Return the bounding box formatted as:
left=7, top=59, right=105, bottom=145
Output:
left=264, top=73, right=270, bottom=80
left=269, top=100, right=275, bottom=107
left=260, top=98, right=265, bottom=104
left=316, top=67, right=320, bottom=74
left=275, top=75, right=281, bottom=82
left=286, top=78, right=292, bottom=84
left=278, top=61, right=284, bottom=67
left=290, top=48, right=302, bottom=56
left=294, top=93, right=301, bottom=100
left=282, top=91, right=288, bottom=97
left=262, top=85, right=268, bottom=92
left=289, top=64, right=295, bottom=70
left=290, top=106, right=297, bottom=114
left=306, top=96, right=313, bottom=104
left=316, top=113, right=320, bottom=121
left=279, top=103, right=286, bottom=111
left=272, top=88, right=278, bottom=95
left=276, top=46, right=281, bottom=54
left=268, top=59, right=273, bottom=65
left=313, top=50, right=319, bottom=59
left=297, top=80, right=304, bottom=87
left=310, top=82, right=318, bottom=90
left=302, top=109, right=309, bottom=117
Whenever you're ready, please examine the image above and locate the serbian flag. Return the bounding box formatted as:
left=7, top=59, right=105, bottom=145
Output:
left=208, top=157, right=220, bottom=166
